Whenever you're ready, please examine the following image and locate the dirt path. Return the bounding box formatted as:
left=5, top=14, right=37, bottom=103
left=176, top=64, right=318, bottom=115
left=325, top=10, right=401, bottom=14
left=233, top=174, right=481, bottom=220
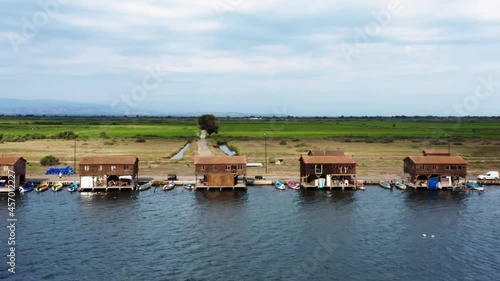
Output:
left=197, top=130, right=213, bottom=156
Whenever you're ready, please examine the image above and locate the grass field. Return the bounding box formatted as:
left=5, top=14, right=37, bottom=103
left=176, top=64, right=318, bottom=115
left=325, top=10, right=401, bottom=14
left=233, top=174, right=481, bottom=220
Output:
left=1, top=117, right=499, bottom=178
left=1, top=117, right=500, bottom=141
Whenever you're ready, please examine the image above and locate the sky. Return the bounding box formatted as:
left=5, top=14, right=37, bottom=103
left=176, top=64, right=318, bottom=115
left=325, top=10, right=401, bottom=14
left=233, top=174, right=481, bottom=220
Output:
left=1, top=0, right=499, bottom=116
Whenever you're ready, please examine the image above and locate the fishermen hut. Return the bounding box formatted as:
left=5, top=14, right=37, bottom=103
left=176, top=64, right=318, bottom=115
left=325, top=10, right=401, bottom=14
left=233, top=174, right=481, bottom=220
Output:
left=0, top=157, right=27, bottom=191
left=403, top=150, right=467, bottom=189
left=79, top=156, right=139, bottom=191
left=299, top=151, right=358, bottom=189
left=194, top=156, right=248, bottom=190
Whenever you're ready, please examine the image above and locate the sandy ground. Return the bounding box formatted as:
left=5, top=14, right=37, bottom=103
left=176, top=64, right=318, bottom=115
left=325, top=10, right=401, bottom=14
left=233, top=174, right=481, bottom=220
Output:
left=1, top=138, right=499, bottom=181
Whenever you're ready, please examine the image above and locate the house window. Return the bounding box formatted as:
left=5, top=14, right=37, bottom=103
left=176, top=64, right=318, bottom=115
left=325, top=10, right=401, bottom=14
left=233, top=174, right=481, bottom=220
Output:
left=451, top=165, right=457, bottom=170
left=420, top=165, right=425, bottom=170
left=213, top=165, right=217, bottom=171
left=237, top=165, right=243, bottom=170
left=200, top=165, right=205, bottom=171
left=124, top=165, right=130, bottom=170
left=315, top=165, right=323, bottom=174
left=84, top=166, right=90, bottom=171
left=111, top=166, right=117, bottom=171
left=432, top=165, right=438, bottom=170
left=226, top=165, right=231, bottom=171
left=458, top=166, right=462, bottom=170
left=98, top=165, right=103, bottom=171
left=445, top=165, right=450, bottom=170
left=2, top=166, right=8, bottom=171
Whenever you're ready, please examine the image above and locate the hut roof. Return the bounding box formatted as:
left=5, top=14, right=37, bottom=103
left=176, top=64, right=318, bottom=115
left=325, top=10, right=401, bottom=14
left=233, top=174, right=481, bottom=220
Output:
left=299, top=155, right=356, bottom=165
left=194, top=156, right=248, bottom=165
left=405, top=156, right=467, bottom=165
left=308, top=150, right=345, bottom=156
left=79, top=156, right=138, bottom=165
left=422, top=149, right=452, bottom=156
left=0, top=157, right=26, bottom=165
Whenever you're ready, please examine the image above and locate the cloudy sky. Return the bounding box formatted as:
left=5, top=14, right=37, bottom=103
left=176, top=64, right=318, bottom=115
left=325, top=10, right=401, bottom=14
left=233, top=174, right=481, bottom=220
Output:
left=1, top=0, right=499, bottom=116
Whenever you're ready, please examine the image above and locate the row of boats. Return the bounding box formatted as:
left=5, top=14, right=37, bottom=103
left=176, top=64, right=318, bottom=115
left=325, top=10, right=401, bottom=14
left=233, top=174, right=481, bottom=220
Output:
left=274, top=180, right=367, bottom=190
left=20, top=181, right=79, bottom=193
left=378, top=180, right=485, bottom=192
left=17, top=180, right=192, bottom=193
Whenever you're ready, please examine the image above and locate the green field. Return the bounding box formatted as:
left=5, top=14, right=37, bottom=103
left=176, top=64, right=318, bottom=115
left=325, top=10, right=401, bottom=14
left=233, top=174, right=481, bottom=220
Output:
left=1, top=117, right=499, bottom=141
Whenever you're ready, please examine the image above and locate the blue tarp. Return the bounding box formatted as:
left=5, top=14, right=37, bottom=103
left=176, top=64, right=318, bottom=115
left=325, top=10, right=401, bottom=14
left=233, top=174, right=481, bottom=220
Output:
left=45, top=166, right=74, bottom=175
left=428, top=177, right=440, bottom=189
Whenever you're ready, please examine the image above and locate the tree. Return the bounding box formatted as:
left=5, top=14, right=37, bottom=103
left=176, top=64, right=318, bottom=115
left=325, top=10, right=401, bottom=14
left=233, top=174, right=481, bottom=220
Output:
left=40, top=155, right=60, bottom=166
left=198, top=114, right=219, bottom=135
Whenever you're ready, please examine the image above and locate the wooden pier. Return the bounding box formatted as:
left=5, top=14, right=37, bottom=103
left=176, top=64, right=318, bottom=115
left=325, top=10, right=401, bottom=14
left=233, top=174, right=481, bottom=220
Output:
left=195, top=183, right=247, bottom=191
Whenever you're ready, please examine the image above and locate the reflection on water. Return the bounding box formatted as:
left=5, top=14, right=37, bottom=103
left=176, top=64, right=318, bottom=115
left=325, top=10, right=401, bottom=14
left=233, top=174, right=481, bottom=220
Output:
left=1, top=186, right=500, bottom=281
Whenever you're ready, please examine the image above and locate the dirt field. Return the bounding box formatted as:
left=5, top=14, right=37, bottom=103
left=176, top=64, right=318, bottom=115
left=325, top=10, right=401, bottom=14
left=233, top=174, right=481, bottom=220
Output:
left=1, top=138, right=499, bottom=180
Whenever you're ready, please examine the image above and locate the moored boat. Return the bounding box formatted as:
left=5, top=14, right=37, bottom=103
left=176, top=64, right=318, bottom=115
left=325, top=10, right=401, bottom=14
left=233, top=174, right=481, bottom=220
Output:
left=138, top=181, right=152, bottom=191
left=67, top=182, right=79, bottom=192
left=163, top=181, right=175, bottom=191
left=51, top=182, right=64, bottom=192
left=183, top=183, right=194, bottom=190
left=379, top=180, right=391, bottom=189
left=286, top=180, right=300, bottom=190
left=36, top=181, right=49, bottom=192
left=20, top=182, right=36, bottom=193
left=466, top=181, right=484, bottom=192
left=395, top=181, right=407, bottom=190
left=275, top=180, right=285, bottom=190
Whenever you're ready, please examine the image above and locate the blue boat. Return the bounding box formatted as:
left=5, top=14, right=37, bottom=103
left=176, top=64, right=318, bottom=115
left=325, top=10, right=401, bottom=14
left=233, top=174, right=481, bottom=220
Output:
left=67, top=182, right=79, bottom=192
left=275, top=180, right=285, bottom=190
left=20, top=182, right=36, bottom=193
left=466, top=181, right=484, bottom=192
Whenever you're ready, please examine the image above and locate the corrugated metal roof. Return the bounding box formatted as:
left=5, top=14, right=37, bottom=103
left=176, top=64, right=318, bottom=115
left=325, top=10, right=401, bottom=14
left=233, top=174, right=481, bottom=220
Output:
left=308, top=150, right=345, bottom=156
left=300, top=155, right=356, bottom=164
left=79, top=156, right=138, bottom=165
left=194, top=156, right=248, bottom=165
left=406, top=156, right=467, bottom=165
left=0, top=157, right=26, bottom=165
left=422, top=149, right=452, bottom=156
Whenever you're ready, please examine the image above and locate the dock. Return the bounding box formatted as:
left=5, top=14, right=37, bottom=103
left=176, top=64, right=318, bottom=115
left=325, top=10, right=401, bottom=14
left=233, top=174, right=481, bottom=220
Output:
left=195, top=183, right=247, bottom=191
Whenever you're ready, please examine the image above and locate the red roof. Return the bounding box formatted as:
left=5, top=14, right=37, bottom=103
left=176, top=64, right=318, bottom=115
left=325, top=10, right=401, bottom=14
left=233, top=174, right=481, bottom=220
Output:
left=406, top=156, right=467, bottom=165
left=299, top=155, right=356, bottom=164
left=194, top=156, right=248, bottom=165
left=0, top=157, right=26, bottom=165
left=79, top=156, right=138, bottom=165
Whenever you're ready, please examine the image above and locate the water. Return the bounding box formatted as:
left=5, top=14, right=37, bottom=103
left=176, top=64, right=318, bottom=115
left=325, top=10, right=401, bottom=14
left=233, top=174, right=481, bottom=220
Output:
left=219, top=145, right=236, bottom=156
left=1, top=187, right=500, bottom=281
left=171, top=143, right=191, bottom=160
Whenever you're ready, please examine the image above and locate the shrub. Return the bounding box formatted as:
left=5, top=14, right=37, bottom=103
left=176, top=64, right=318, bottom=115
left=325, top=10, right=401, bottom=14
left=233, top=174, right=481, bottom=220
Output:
left=40, top=155, right=60, bottom=166
left=99, top=131, right=109, bottom=139
left=52, top=131, right=78, bottom=140
left=279, top=140, right=287, bottom=145
left=135, top=138, right=146, bottom=143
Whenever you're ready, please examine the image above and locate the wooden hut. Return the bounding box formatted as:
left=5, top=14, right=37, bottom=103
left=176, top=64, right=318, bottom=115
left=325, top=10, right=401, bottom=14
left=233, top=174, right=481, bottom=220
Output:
left=403, top=150, right=467, bottom=189
left=299, top=155, right=357, bottom=189
left=79, top=156, right=139, bottom=191
left=194, top=156, right=248, bottom=190
left=0, top=157, right=27, bottom=191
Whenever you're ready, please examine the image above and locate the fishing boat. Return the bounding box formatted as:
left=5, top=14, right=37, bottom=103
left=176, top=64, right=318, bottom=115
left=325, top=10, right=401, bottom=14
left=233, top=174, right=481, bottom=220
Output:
left=138, top=181, right=152, bottom=191
left=163, top=181, right=175, bottom=191
left=36, top=181, right=49, bottom=192
left=183, top=183, right=194, bottom=190
left=394, top=181, right=407, bottom=190
left=379, top=180, right=391, bottom=189
left=287, top=180, right=301, bottom=190
left=275, top=180, right=286, bottom=190
left=20, top=182, right=36, bottom=193
left=51, top=182, right=64, bottom=192
left=466, top=181, right=484, bottom=192
left=67, top=182, right=79, bottom=192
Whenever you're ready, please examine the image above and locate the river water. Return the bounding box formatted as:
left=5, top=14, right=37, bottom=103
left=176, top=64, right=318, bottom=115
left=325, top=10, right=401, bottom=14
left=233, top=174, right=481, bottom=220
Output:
left=1, top=186, right=500, bottom=280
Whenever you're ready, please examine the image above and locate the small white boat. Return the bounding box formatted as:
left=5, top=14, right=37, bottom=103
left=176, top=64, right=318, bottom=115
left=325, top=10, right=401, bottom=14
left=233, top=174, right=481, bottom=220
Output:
left=183, top=183, right=194, bottom=190
left=138, top=181, right=152, bottom=191
left=467, top=181, right=484, bottom=192
left=52, top=182, right=64, bottom=192
left=394, top=182, right=407, bottom=190
left=275, top=181, right=285, bottom=190
left=163, top=181, right=175, bottom=191
left=379, top=180, right=391, bottom=189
